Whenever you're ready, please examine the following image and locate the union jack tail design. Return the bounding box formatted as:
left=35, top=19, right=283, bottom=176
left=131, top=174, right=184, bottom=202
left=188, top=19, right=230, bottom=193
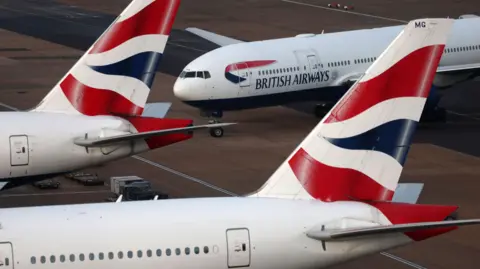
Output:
left=33, top=0, right=180, bottom=116
left=251, top=19, right=453, bottom=202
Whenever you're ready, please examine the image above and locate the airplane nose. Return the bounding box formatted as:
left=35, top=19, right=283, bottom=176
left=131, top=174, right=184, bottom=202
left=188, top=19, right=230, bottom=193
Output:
left=173, top=79, right=190, bottom=100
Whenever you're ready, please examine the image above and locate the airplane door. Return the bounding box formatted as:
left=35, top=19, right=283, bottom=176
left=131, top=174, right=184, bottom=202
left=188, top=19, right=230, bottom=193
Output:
left=9, top=135, right=29, bottom=166
left=226, top=228, right=251, bottom=268
left=0, top=243, right=14, bottom=269
left=307, top=55, right=318, bottom=73
left=235, top=63, right=251, bottom=88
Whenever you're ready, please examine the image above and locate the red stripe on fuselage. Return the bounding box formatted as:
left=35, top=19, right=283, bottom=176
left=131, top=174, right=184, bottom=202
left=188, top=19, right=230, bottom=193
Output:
left=225, top=60, right=276, bottom=72
left=371, top=202, right=458, bottom=241
left=90, top=0, right=180, bottom=54
left=126, top=117, right=193, bottom=149
left=325, top=45, right=444, bottom=123
left=60, top=74, right=143, bottom=116
left=288, top=148, right=394, bottom=202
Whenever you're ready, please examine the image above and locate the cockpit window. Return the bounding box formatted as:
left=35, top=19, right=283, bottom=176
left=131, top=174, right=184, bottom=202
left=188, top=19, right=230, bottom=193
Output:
left=180, top=70, right=211, bottom=79
left=184, top=72, right=195, bottom=78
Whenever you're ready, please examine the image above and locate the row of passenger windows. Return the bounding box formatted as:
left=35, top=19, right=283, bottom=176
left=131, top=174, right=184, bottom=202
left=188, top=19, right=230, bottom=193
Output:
left=179, top=71, right=211, bottom=79
left=445, top=45, right=480, bottom=53
left=258, top=66, right=301, bottom=76
left=30, top=246, right=212, bottom=264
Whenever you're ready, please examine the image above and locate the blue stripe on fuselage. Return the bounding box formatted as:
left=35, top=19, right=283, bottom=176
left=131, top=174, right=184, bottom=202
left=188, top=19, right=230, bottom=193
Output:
left=324, top=119, right=418, bottom=165
left=225, top=72, right=246, bottom=84
left=89, top=51, right=163, bottom=88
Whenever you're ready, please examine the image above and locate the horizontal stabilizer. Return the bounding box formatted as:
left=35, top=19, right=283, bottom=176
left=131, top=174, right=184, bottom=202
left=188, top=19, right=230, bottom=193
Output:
left=392, top=183, right=424, bottom=204
left=186, top=27, right=244, bottom=46
left=141, top=102, right=172, bottom=118
left=74, top=123, right=235, bottom=147
left=307, top=219, right=480, bottom=241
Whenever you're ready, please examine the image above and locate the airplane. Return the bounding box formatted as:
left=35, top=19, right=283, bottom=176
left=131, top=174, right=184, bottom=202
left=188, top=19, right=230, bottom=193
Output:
left=0, top=18, right=478, bottom=269
left=0, top=0, right=232, bottom=191
left=173, top=15, right=480, bottom=137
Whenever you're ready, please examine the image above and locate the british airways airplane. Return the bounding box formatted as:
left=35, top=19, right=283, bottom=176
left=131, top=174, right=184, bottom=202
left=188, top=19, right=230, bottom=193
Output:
left=0, top=19, right=478, bottom=269
left=173, top=16, right=480, bottom=137
left=0, top=0, right=231, bottom=190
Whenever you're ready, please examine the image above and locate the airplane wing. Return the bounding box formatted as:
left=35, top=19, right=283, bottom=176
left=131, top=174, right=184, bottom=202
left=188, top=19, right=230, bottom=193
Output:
left=74, top=123, right=235, bottom=147
left=307, top=219, right=480, bottom=241
left=185, top=28, right=245, bottom=46
left=437, top=63, right=480, bottom=74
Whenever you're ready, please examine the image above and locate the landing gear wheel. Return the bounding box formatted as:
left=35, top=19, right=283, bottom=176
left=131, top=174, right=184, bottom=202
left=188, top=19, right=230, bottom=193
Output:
left=210, top=127, right=224, bottom=138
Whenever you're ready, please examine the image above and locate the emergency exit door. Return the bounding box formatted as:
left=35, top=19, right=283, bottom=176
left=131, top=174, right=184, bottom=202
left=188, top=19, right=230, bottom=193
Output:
left=0, top=243, right=14, bottom=269
left=10, top=135, right=29, bottom=166
left=226, top=228, right=251, bottom=268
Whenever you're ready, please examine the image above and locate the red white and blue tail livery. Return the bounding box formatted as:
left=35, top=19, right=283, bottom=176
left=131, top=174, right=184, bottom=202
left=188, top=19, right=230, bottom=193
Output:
left=34, top=0, right=177, bottom=116
left=0, top=0, right=232, bottom=191
left=252, top=19, right=448, bottom=202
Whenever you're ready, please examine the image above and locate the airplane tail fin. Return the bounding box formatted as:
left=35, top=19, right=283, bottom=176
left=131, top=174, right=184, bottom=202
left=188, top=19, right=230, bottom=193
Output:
left=32, top=0, right=180, bottom=116
left=251, top=19, right=453, bottom=201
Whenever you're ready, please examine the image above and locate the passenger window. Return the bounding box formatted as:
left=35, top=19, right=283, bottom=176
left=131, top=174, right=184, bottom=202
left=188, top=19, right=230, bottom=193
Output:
left=69, top=254, right=75, bottom=262
left=194, top=247, right=200, bottom=254
left=196, top=72, right=204, bottom=78
left=166, top=249, right=172, bottom=256
left=108, top=252, right=114, bottom=260
left=127, top=251, right=133, bottom=259
left=175, top=248, right=181, bottom=256
left=137, top=250, right=143, bottom=258
left=50, top=255, right=56, bottom=263
left=118, top=251, right=124, bottom=259
left=99, top=253, right=104, bottom=260
left=156, top=249, right=162, bottom=257
left=185, top=247, right=191, bottom=255
left=79, top=254, right=85, bottom=262
left=204, top=246, right=209, bottom=254
left=31, top=256, right=36, bottom=264
left=60, top=255, right=66, bottom=263
left=89, top=253, right=94, bottom=261
left=5, top=258, right=9, bottom=266
left=40, top=256, right=46, bottom=264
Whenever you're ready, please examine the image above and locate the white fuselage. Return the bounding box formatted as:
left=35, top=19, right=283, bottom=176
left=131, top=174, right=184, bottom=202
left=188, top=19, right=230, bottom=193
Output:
left=0, top=197, right=411, bottom=269
left=174, top=18, right=480, bottom=111
left=0, top=112, right=148, bottom=187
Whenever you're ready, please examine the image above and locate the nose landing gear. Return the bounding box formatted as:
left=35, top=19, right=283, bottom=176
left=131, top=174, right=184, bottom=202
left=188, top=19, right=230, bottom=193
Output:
left=208, top=119, right=224, bottom=138
left=202, top=110, right=225, bottom=138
